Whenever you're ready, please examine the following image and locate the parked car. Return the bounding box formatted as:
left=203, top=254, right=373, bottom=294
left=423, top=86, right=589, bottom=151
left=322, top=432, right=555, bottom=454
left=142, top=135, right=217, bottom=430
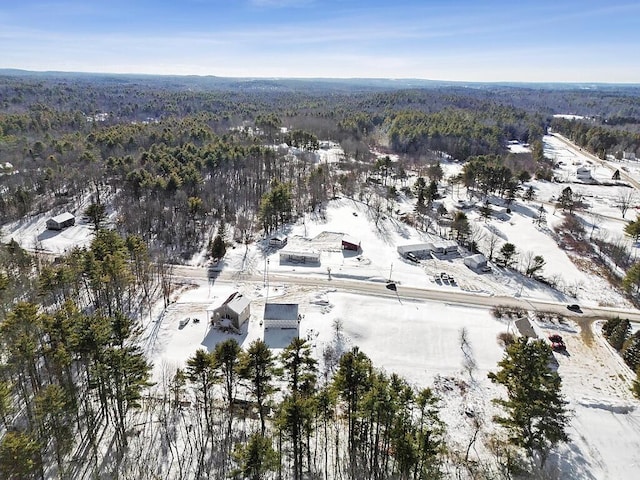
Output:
left=406, top=253, right=419, bottom=263
left=386, top=282, right=397, bottom=291
left=567, top=304, right=582, bottom=313
left=548, top=334, right=566, bottom=351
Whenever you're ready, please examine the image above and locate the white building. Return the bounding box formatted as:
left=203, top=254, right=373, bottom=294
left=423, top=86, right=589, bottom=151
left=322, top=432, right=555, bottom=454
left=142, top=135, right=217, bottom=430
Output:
left=576, top=167, right=592, bottom=180
left=279, top=250, right=320, bottom=264
left=464, top=253, right=488, bottom=270
left=263, top=303, right=300, bottom=329
left=397, top=243, right=433, bottom=258
left=207, top=292, right=251, bottom=329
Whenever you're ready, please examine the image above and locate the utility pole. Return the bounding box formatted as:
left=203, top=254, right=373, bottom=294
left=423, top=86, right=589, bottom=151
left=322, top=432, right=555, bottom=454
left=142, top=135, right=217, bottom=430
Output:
left=266, top=259, right=270, bottom=302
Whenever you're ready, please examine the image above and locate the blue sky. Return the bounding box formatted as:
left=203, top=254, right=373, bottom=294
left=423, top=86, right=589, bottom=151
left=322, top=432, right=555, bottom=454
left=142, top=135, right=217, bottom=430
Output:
left=1, top=0, right=638, bottom=82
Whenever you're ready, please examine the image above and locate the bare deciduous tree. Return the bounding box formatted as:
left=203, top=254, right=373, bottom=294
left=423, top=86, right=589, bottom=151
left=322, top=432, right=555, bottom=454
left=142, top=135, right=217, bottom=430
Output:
left=617, top=189, right=636, bottom=219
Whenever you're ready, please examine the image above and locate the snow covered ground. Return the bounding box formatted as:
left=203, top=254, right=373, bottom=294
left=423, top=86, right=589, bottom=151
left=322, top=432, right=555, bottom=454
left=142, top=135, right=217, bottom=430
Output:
left=3, top=134, right=640, bottom=478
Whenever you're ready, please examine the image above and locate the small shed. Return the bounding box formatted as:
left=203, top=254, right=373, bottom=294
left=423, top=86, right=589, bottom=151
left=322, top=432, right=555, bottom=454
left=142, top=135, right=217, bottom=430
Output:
left=341, top=235, right=361, bottom=251
left=207, top=292, right=251, bottom=329
left=46, top=212, right=75, bottom=231
left=279, top=250, right=320, bottom=264
left=464, top=253, right=487, bottom=270
left=397, top=243, right=433, bottom=259
left=263, top=303, right=300, bottom=329
left=269, top=234, right=288, bottom=248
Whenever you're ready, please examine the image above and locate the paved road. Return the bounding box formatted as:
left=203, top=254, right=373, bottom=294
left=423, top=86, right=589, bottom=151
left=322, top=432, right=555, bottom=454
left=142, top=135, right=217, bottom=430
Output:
left=172, top=265, right=640, bottom=324
left=550, top=133, right=640, bottom=191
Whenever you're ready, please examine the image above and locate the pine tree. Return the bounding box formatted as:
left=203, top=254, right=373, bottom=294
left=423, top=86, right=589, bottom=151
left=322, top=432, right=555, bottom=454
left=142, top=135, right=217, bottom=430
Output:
left=213, top=337, right=241, bottom=464
left=84, top=201, right=107, bottom=231
left=279, top=338, right=318, bottom=479
left=624, top=216, right=640, bottom=242
left=186, top=349, right=217, bottom=432
left=601, top=317, right=623, bottom=339
left=231, top=432, right=278, bottom=480
left=210, top=233, right=227, bottom=261
left=238, top=340, right=277, bottom=436
left=332, top=347, right=373, bottom=478
left=622, top=331, right=640, bottom=372
left=632, top=368, right=640, bottom=399
left=488, top=338, right=569, bottom=469
left=0, top=430, right=41, bottom=479
left=608, top=319, right=631, bottom=350
left=499, top=242, right=517, bottom=267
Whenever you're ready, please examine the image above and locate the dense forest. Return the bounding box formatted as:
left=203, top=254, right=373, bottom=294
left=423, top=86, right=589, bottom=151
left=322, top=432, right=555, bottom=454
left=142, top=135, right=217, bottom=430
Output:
left=1, top=71, right=639, bottom=479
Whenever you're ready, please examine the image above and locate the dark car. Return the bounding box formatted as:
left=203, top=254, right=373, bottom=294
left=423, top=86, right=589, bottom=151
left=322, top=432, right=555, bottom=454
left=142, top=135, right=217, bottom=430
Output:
left=548, top=334, right=566, bottom=351
left=386, top=282, right=397, bottom=291
left=567, top=304, right=582, bottom=313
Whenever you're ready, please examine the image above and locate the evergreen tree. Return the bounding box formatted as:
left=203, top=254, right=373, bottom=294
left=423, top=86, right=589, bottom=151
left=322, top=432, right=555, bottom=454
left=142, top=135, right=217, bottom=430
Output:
left=557, top=187, right=574, bottom=213
left=624, top=216, right=640, bottom=242
left=332, top=347, right=373, bottom=478
left=451, top=211, right=471, bottom=241
left=186, top=349, right=217, bottom=432
left=0, top=430, right=41, bottom=480
left=632, top=368, right=640, bottom=399
left=608, top=318, right=631, bottom=350
left=279, top=338, right=318, bottom=479
left=238, top=340, right=277, bottom=436
left=0, top=380, right=12, bottom=428
left=622, top=263, right=640, bottom=295
left=488, top=338, right=569, bottom=469
left=210, top=233, right=226, bottom=261
left=622, top=331, right=640, bottom=372
left=213, top=338, right=241, bottom=459
left=34, top=383, right=74, bottom=472
left=499, top=242, right=517, bottom=267
left=84, top=202, right=107, bottom=231
left=231, top=432, right=278, bottom=480
left=601, top=317, right=623, bottom=339
left=426, top=180, right=439, bottom=207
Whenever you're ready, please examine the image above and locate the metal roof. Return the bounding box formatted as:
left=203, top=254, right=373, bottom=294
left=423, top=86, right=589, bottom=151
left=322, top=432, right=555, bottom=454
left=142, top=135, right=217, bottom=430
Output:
left=264, top=303, right=299, bottom=321
left=50, top=212, right=75, bottom=223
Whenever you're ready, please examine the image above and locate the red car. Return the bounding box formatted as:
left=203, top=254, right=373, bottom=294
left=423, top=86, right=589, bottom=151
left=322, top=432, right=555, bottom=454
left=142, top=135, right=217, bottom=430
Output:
left=548, top=334, right=566, bottom=352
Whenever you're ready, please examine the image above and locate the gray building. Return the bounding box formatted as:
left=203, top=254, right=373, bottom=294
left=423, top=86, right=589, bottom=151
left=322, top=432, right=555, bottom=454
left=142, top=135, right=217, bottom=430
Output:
left=263, top=303, right=300, bottom=329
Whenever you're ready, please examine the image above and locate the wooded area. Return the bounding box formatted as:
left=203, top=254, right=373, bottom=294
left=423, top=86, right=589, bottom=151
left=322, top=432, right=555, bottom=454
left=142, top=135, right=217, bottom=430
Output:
left=4, top=71, right=638, bottom=478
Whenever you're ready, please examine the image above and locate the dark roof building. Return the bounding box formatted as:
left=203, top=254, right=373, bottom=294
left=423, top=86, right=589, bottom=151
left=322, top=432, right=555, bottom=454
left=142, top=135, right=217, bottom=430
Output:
left=263, top=303, right=300, bottom=329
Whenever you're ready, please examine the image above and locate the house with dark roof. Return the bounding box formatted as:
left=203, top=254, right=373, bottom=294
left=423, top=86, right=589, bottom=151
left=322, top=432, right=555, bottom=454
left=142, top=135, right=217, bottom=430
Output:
left=263, top=303, right=299, bottom=329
